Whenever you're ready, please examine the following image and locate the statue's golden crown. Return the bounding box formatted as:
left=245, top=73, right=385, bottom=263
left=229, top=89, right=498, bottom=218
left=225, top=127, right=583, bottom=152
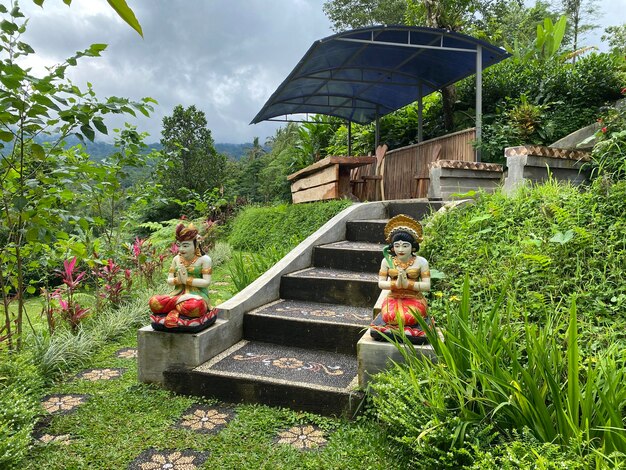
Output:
left=384, top=214, right=423, bottom=243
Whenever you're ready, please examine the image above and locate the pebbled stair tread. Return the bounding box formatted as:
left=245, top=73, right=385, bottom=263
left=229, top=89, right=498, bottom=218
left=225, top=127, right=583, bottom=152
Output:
left=285, top=267, right=378, bottom=282
left=196, top=340, right=358, bottom=391
left=248, top=299, right=372, bottom=327
left=317, top=240, right=386, bottom=251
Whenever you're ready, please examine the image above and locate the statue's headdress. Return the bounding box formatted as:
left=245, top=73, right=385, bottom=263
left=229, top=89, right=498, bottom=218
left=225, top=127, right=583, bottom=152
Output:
left=384, top=214, right=423, bottom=243
left=175, top=223, right=198, bottom=242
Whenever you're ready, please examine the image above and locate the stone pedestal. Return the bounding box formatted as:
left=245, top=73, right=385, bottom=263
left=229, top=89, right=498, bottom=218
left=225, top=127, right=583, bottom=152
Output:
left=428, top=160, right=503, bottom=200
left=138, top=319, right=239, bottom=384
left=357, top=333, right=437, bottom=387
left=503, top=145, right=591, bottom=194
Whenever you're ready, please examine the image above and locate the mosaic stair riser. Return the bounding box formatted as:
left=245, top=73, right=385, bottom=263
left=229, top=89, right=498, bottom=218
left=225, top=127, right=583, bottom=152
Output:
left=163, top=368, right=362, bottom=418
left=244, top=312, right=366, bottom=355
left=345, top=220, right=387, bottom=243
left=244, top=299, right=371, bottom=355
left=313, top=243, right=384, bottom=273
left=280, top=271, right=379, bottom=308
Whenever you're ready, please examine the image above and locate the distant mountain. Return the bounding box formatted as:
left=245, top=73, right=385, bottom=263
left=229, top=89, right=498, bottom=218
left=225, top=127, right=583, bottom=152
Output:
left=215, top=143, right=254, bottom=160
left=35, top=135, right=259, bottom=161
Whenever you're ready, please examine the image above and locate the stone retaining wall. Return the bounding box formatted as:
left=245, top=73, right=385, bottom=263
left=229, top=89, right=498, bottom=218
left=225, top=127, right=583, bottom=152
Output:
left=428, top=160, right=503, bottom=200
left=503, top=145, right=591, bottom=194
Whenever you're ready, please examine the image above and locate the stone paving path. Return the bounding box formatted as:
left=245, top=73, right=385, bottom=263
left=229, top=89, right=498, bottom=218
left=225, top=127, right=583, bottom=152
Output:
left=35, top=347, right=331, bottom=469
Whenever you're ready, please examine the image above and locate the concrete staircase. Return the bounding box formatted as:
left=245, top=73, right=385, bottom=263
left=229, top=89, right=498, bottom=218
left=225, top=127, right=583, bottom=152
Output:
left=154, top=201, right=442, bottom=417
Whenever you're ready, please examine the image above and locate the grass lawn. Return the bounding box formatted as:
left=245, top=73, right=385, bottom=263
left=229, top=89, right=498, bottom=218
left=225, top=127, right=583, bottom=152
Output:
left=21, top=262, right=409, bottom=469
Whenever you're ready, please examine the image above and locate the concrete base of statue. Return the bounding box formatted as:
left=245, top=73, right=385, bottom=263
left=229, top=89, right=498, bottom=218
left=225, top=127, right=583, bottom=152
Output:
left=357, top=332, right=438, bottom=388
left=138, top=318, right=238, bottom=384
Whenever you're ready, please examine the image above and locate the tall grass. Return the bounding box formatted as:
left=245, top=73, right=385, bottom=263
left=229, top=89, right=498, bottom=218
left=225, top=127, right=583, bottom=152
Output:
left=372, top=276, right=626, bottom=466
left=228, top=245, right=289, bottom=294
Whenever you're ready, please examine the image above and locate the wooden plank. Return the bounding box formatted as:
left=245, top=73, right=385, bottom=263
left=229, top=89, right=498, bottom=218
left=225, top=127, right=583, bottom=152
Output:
left=291, top=165, right=338, bottom=192
left=292, top=181, right=338, bottom=204
left=288, top=156, right=376, bottom=181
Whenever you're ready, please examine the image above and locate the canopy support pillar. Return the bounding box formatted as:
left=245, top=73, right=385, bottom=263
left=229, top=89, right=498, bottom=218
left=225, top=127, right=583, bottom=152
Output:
left=475, top=44, right=482, bottom=162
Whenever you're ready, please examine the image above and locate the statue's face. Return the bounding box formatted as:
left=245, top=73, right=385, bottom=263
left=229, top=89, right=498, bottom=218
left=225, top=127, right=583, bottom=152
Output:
left=177, top=241, right=194, bottom=257
left=393, top=241, right=412, bottom=261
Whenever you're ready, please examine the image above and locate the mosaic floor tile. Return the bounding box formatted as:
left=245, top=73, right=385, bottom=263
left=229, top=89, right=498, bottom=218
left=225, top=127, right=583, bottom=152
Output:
left=116, top=347, right=138, bottom=359
left=175, top=404, right=234, bottom=434
left=127, top=448, right=209, bottom=470
left=41, top=394, right=89, bottom=414
left=275, top=424, right=327, bottom=450
left=76, top=368, right=125, bottom=381
left=36, top=433, right=72, bottom=445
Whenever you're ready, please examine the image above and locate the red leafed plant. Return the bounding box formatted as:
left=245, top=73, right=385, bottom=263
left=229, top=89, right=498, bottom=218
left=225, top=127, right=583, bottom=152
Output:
left=92, top=259, right=132, bottom=308
left=42, top=257, right=91, bottom=334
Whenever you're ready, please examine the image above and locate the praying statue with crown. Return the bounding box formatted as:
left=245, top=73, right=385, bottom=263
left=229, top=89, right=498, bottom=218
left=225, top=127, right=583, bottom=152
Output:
left=148, top=223, right=218, bottom=332
left=370, top=214, right=434, bottom=344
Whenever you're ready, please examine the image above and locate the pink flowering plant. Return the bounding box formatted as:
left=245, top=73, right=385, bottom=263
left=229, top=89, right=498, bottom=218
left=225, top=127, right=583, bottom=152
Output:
left=128, top=237, right=163, bottom=287
left=92, top=259, right=133, bottom=308
left=42, top=257, right=90, bottom=334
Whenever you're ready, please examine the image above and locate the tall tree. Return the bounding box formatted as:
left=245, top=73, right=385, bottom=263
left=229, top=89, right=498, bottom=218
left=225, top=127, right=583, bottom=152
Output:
left=323, top=0, right=407, bottom=31
left=554, top=0, right=600, bottom=53
left=158, top=105, right=226, bottom=200
left=602, top=23, right=626, bottom=56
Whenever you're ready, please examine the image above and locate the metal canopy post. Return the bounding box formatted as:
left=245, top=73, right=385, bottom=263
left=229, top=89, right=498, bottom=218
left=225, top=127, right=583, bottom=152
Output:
left=475, top=44, right=482, bottom=162
left=418, top=82, right=423, bottom=143
left=347, top=120, right=352, bottom=156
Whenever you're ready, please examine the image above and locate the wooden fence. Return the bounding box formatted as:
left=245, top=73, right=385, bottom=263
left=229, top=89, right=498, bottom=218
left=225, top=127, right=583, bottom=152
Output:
left=351, top=127, right=476, bottom=200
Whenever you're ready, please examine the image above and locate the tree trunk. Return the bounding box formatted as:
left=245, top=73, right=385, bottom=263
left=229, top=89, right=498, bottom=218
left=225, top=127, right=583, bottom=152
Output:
left=442, top=85, right=457, bottom=132
left=423, top=0, right=456, bottom=131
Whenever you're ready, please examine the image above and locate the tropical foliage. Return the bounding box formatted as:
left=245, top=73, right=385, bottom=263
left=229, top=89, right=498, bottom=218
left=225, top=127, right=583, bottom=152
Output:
left=372, top=176, right=626, bottom=468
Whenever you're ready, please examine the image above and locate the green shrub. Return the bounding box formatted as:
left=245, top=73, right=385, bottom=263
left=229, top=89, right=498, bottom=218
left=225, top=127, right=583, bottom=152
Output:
left=207, top=241, right=232, bottom=267
left=228, top=200, right=352, bottom=252
left=459, top=53, right=623, bottom=162
left=588, top=103, right=626, bottom=181
left=0, top=353, right=44, bottom=469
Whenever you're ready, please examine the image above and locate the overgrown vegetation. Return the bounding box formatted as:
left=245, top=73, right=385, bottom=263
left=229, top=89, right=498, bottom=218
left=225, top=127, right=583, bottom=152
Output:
left=2, top=0, right=625, bottom=468
left=228, top=200, right=352, bottom=251
left=371, top=177, right=626, bottom=468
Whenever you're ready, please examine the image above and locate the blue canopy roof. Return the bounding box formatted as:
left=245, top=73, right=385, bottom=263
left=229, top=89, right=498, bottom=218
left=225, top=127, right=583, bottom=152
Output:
left=251, top=25, right=510, bottom=125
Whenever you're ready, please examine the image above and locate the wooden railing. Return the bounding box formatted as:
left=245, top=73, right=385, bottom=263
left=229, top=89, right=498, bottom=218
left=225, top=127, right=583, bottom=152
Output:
left=351, top=128, right=476, bottom=200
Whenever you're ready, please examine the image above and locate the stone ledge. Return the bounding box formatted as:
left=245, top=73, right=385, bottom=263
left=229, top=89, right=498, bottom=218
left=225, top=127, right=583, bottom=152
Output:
left=505, top=145, right=591, bottom=161
left=137, top=318, right=240, bottom=384
left=503, top=150, right=590, bottom=194
left=357, top=333, right=436, bottom=387
left=429, top=159, right=503, bottom=172
left=428, top=163, right=503, bottom=200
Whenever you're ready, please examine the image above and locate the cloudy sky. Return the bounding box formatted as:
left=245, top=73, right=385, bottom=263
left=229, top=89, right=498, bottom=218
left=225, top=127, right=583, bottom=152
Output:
left=17, top=0, right=626, bottom=145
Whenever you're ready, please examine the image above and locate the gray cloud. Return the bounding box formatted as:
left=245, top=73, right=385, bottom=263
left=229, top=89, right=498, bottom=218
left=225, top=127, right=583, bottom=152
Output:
left=18, top=0, right=626, bottom=144
left=20, top=0, right=332, bottom=144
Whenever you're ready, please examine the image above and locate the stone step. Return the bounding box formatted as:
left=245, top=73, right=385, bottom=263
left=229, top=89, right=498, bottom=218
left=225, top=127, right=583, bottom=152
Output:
left=244, top=299, right=372, bottom=355
left=280, top=267, right=379, bottom=308
left=163, top=340, right=363, bottom=417
left=345, top=219, right=387, bottom=243
left=387, top=200, right=444, bottom=220
left=313, top=240, right=385, bottom=273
